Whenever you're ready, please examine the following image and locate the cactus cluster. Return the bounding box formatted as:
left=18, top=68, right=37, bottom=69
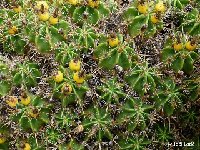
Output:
left=0, top=0, right=199, bottom=149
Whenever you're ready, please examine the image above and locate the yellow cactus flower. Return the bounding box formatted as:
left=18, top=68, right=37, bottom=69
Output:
left=38, top=12, right=49, bottom=21
left=6, top=96, right=18, bottom=108
left=53, top=71, right=64, bottom=83
left=73, top=71, right=85, bottom=84
left=49, top=16, right=59, bottom=25
left=138, top=3, right=148, bottom=14
left=20, top=142, right=31, bottom=150
left=20, top=93, right=31, bottom=106
left=69, top=59, right=81, bottom=71
left=61, top=83, right=72, bottom=95
left=68, top=0, right=78, bottom=5
left=0, top=135, right=6, bottom=144
left=13, top=6, right=22, bottom=13
left=88, top=0, right=100, bottom=8
left=23, top=143, right=31, bottom=150
left=8, top=26, right=18, bottom=35
left=108, top=36, right=119, bottom=47
left=35, top=1, right=49, bottom=11
left=173, top=43, right=183, bottom=51
left=185, top=41, right=197, bottom=51
left=155, top=1, right=166, bottom=13
left=151, top=14, right=159, bottom=24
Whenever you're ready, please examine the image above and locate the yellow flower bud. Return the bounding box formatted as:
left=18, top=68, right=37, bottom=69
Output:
left=35, top=1, right=49, bottom=11
left=49, top=16, right=59, bottom=25
left=0, top=135, right=6, bottom=144
left=151, top=14, right=159, bottom=24
left=68, top=0, right=78, bottom=5
left=69, top=59, right=81, bottom=71
left=173, top=43, right=183, bottom=51
left=61, top=83, right=72, bottom=95
left=88, top=0, right=100, bottom=8
left=8, top=26, right=18, bottom=35
left=73, top=72, right=85, bottom=84
left=38, top=12, right=49, bottom=21
left=20, top=93, right=31, bottom=106
left=6, top=96, right=18, bottom=108
left=23, top=143, right=31, bottom=150
left=138, top=3, right=148, bottom=14
left=155, top=1, right=166, bottom=13
left=53, top=71, right=64, bottom=83
left=185, top=41, right=197, bottom=51
left=108, top=37, right=119, bottom=47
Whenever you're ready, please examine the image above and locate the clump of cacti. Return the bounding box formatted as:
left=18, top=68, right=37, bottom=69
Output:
left=0, top=0, right=199, bottom=149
